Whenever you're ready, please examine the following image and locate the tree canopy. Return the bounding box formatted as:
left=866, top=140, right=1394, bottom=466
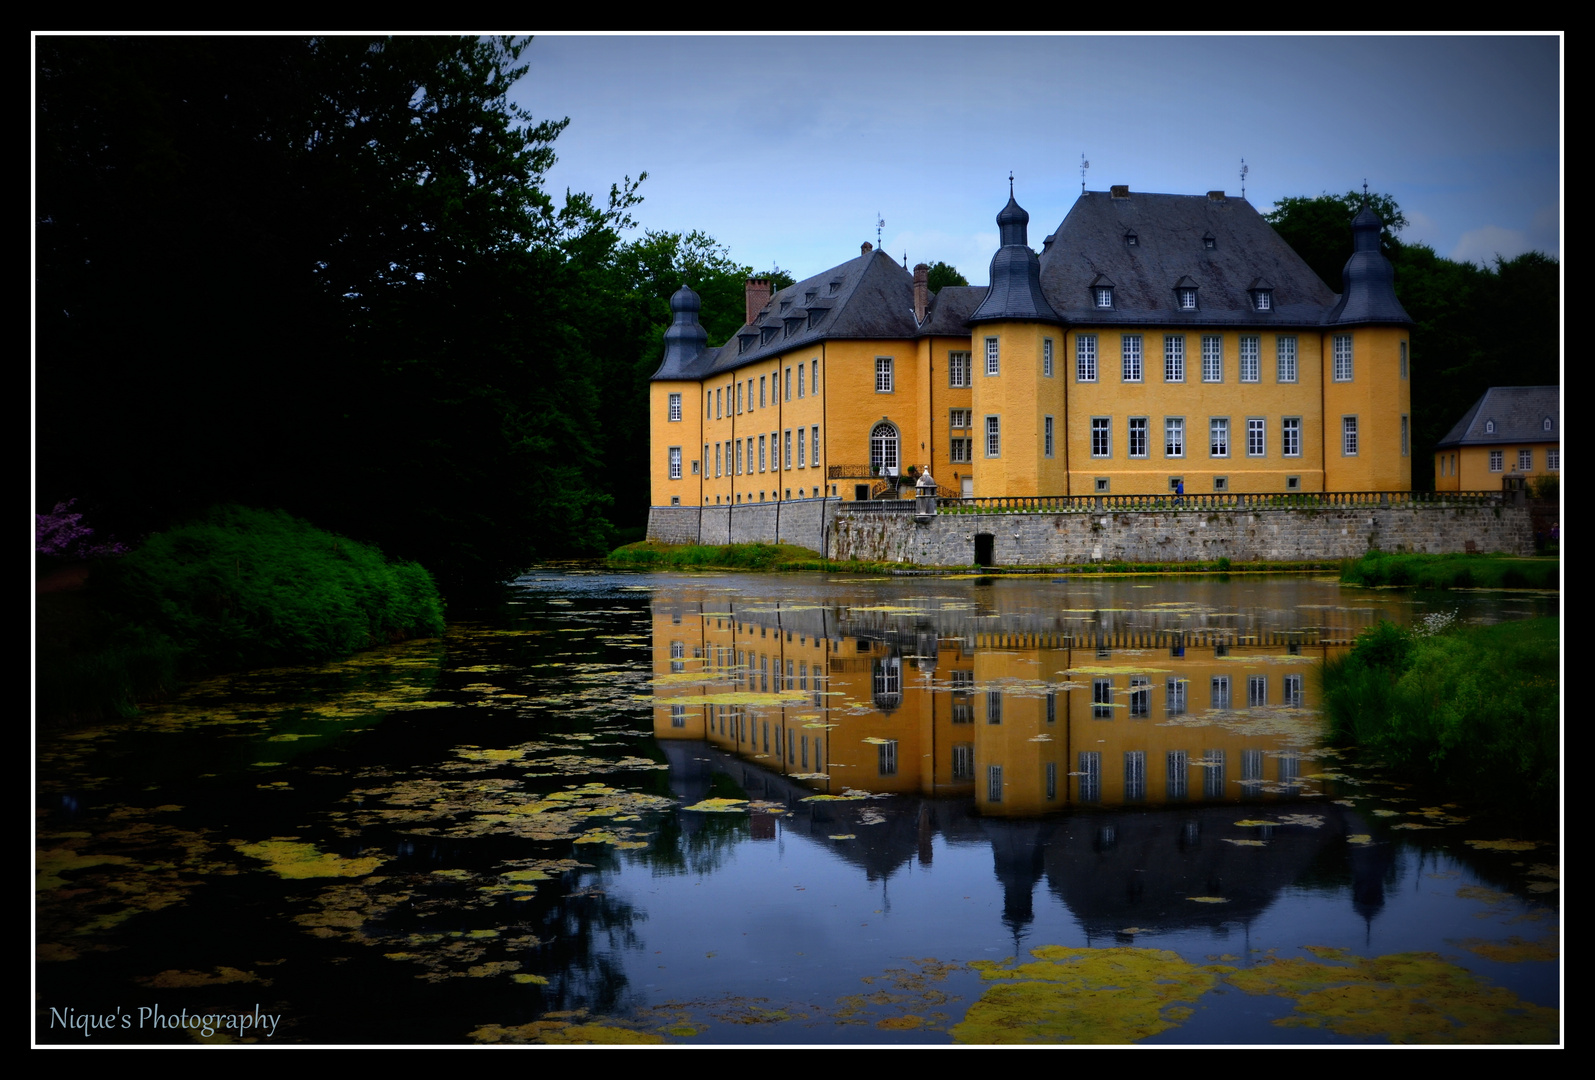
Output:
left=925, top=261, right=968, bottom=292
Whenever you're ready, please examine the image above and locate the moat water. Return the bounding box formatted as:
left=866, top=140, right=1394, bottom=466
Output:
left=35, top=569, right=1560, bottom=1045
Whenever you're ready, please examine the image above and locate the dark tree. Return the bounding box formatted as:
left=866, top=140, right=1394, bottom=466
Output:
left=1264, top=191, right=1407, bottom=292
left=925, top=261, right=968, bottom=292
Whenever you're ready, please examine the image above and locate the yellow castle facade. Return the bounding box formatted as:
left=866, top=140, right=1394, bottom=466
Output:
left=650, top=185, right=1413, bottom=515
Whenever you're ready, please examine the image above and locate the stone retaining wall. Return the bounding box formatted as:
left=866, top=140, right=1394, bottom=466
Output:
left=827, top=502, right=1533, bottom=566
left=646, top=498, right=841, bottom=553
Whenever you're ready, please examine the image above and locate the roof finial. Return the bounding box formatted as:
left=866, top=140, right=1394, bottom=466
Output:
left=876, top=212, right=885, bottom=250
left=1009, top=171, right=1014, bottom=197
left=1239, top=157, right=1249, bottom=199
left=1362, top=179, right=1369, bottom=205
left=1080, top=153, right=1090, bottom=194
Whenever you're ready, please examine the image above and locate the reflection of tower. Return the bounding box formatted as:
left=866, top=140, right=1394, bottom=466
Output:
left=988, top=821, right=1052, bottom=942
left=1348, top=830, right=1397, bottom=940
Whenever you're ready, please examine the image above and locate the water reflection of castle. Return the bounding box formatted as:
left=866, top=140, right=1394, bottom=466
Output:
left=651, top=593, right=1350, bottom=816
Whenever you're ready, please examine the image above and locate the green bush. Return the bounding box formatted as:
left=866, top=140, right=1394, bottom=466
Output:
left=1342, top=551, right=1557, bottom=590
left=96, top=504, right=445, bottom=672
left=1322, top=618, right=1559, bottom=818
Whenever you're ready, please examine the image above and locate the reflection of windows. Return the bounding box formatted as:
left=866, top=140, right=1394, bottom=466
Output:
left=1284, top=674, right=1303, bottom=707
left=951, top=670, right=974, bottom=723
left=1045, top=761, right=1057, bottom=801
left=1093, top=678, right=1114, bottom=718
left=1166, top=678, right=1188, bottom=715
left=878, top=739, right=898, bottom=776
left=1203, top=749, right=1226, bottom=798
left=872, top=657, right=901, bottom=707
left=952, top=743, right=974, bottom=780
left=1166, top=750, right=1188, bottom=800
left=1278, top=753, right=1300, bottom=785
left=1078, top=752, right=1101, bottom=803
left=1242, top=749, right=1264, bottom=783
left=1211, top=676, right=1231, bottom=709
left=1248, top=675, right=1267, bottom=707
left=987, top=690, right=1003, bottom=724
left=1130, top=676, right=1150, bottom=717
left=1046, top=691, right=1057, bottom=724
left=987, top=765, right=1004, bottom=803
left=670, top=640, right=685, bottom=673
left=671, top=704, right=686, bottom=728
left=1124, top=751, right=1146, bottom=801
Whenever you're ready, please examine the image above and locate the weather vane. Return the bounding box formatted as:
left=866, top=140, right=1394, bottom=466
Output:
left=1240, top=158, right=1248, bottom=199
left=876, top=212, right=885, bottom=249
left=1080, top=153, right=1090, bottom=194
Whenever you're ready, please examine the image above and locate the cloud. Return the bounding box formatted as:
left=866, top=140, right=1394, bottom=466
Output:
left=1450, top=225, right=1533, bottom=267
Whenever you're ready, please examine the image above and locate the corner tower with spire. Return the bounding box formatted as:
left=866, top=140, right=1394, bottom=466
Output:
left=968, top=180, right=1066, bottom=497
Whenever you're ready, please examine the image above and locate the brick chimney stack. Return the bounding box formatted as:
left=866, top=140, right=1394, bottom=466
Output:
left=913, top=263, right=930, bottom=324
left=744, top=278, right=771, bottom=327
left=861, top=241, right=873, bottom=255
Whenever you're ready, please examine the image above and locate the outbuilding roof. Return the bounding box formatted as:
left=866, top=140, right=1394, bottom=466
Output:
left=1434, top=386, right=1560, bottom=449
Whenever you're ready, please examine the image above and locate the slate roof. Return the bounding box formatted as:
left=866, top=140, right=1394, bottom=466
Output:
left=919, top=284, right=988, bottom=336
left=970, top=194, right=1062, bottom=325
left=1038, top=190, right=1340, bottom=327
left=650, top=248, right=918, bottom=381
left=1434, top=387, right=1560, bottom=449
left=1324, top=205, right=1414, bottom=326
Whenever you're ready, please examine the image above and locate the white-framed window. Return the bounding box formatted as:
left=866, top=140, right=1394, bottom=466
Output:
left=1130, top=676, right=1150, bottom=717
left=950, top=408, right=971, bottom=431
left=668, top=392, right=682, bottom=421
left=759, top=375, right=767, bottom=408
left=985, top=415, right=1001, bottom=457
left=1239, top=336, right=1260, bottom=382
left=1122, top=334, right=1143, bottom=382
left=987, top=690, right=1003, bottom=724
left=1276, top=336, right=1297, bottom=382
left=1094, top=286, right=1113, bottom=308
left=1252, top=289, right=1272, bottom=311
left=950, top=438, right=971, bottom=463
left=1166, top=750, right=1187, bottom=799
left=785, top=367, right=792, bottom=400
left=1129, top=416, right=1148, bottom=458
left=1282, top=417, right=1301, bottom=457
left=1548, top=449, right=1560, bottom=470
left=1247, top=418, right=1265, bottom=457
left=1166, top=677, right=1188, bottom=715
left=785, top=429, right=793, bottom=468
left=1044, top=415, right=1055, bottom=458
left=870, top=422, right=898, bottom=474
left=715, top=388, right=722, bottom=418
left=987, top=764, right=1004, bottom=803
left=736, top=382, right=742, bottom=413
left=1518, top=448, right=1532, bottom=471
left=1248, top=675, right=1268, bottom=708
left=1124, top=751, right=1146, bottom=801
left=875, top=356, right=893, bottom=393
left=1284, top=674, right=1304, bottom=707
left=797, top=431, right=805, bottom=468
left=759, top=435, right=767, bottom=472
left=1402, top=416, right=1410, bottom=457
left=1210, top=418, right=1229, bottom=458
left=1092, top=417, right=1111, bottom=457
left=691, top=458, right=699, bottom=475
left=1077, top=334, right=1098, bottom=382
left=952, top=743, right=974, bottom=780
left=1178, top=287, right=1197, bottom=310
left=1343, top=416, right=1358, bottom=456
left=811, top=426, right=819, bottom=466
left=1333, top=335, right=1353, bottom=381
left=985, top=337, right=1000, bottom=376
left=770, top=431, right=778, bottom=467
left=1165, top=417, right=1184, bottom=458
left=1043, top=337, right=1055, bottom=377
left=1202, top=335, right=1223, bottom=382
left=669, top=446, right=682, bottom=480
left=811, top=359, right=818, bottom=395
left=1211, top=675, right=1231, bottom=710
left=877, top=739, right=898, bottom=777
left=1078, top=751, right=1101, bottom=802
left=1092, top=677, right=1113, bottom=718
left=1400, top=340, right=1408, bottom=379
left=736, top=440, right=743, bottom=474
left=1165, top=335, right=1184, bottom=382
left=949, top=351, right=970, bottom=388
left=714, top=442, right=721, bottom=476
left=1490, top=449, right=1504, bottom=472
left=796, top=368, right=803, bottom=398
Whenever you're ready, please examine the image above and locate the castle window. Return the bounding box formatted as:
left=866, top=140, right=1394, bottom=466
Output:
left=1485, top=419, right=1496, bottom=434
left=1282, top=417, right=1301, bottom=457
left=1543, top=417, right=1553, bottom=432
left=669, top=447, right=682, bottom=480
left=1276, top=336, right=1298, bottom=382
left=812, top=426, right=819, bottom=466
left=1210, top=418, right=1229, bottom=458
left=1076, top=335, right=1098, bottom=381
left=1203, top=232, right=1216, bottom=250
left=1333, top=335, right=1354, bottom=381
left=692, top=459, right=700, bottom=475
left=1122, top=335, right=1143, bottom=382
left=1548, top=449, right=1560, bottom=470
left=1125, top=230, right=1138, bottom=247
left=1165, top=417, right=1185, bottom=458
left=985, top=337, right=1000, bottom=376
left=1202, top=336, right=1223, bottom=382
left=780, top=299, right=791, bottom=313
left=875, top=357, right=893, bottom=393
left=949, top=351, right=971, bottom=387
left=1403, top=416, right=1410, bottom=457
left=1164, top=335, right=1185, bottom=382
left=1239, top=336, right=1260, bottom=382
left=1247, top=418, right=1265, bottom=457
left=1400, top=340, right=1409, bottom=378
left=1343, top=416, right=1359, bottom=456
left=1129, top=417, right=1148, bottom=458
left=871, top=422, right=899, bottom=474
left=669, top=392, right=681, bottom=421
left=950, top=408, right=971, bottom=431
left=1178, top=287, right=1197, bottom=310
left=1044, top=415, right=1055, bottom=458
left=1490, top=450, right=1503, bottom=472
left=828, top=278, right=843, bottom=295
left=761, top=326, right=779, bottom=345
left=985, top=415, right=1001, bottom=458
left=1092, top=417, right=1111, bottom=458
left=950, top=437, right=971, bottom=463
left=1518, top=449, right=1532, bottom=471
left=1043, top=337, right=1054, bottom=377
left=1095, top=286, right=1113, bottom=309
left=1252, top=289, right=1272, bottom=311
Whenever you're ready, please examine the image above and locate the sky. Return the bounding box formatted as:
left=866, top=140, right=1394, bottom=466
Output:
left=512, top=34, right=1562, bottom=285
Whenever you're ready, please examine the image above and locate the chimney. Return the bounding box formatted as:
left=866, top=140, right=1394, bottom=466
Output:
left=861, top=241, right=873, bottom=255
left=913, top=263, right=930, bottom=324
left=744, top=278, right=771, bottom=327
left=1110, top=184, right=1130, bottom=199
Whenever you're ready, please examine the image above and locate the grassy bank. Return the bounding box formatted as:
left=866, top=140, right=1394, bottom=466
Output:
left=608, top=542, right=1337, bottom=576
left=1321, top=617, right=1559, bottom=820
left=1342, top=551, right=1559, bottom=590
left=37, top=505, right=445, bottom=724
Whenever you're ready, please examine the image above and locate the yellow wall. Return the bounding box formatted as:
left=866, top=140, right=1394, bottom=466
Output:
left=1435, top=441, right=1560, bottom=492
left=650, top=381, right=703, bottom=508
left=1321, top=327, right=1411, bottom=492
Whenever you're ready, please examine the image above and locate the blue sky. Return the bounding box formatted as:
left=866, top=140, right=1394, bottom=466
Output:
left=513, top=34, right=1562, bottom=285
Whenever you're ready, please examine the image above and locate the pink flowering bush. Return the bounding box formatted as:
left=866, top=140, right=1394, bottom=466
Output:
left=36, top=499, right=129, bottom=559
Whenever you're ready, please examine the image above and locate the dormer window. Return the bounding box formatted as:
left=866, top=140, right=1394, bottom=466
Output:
left=761, top=325, right=779, bottom=345
left=738, top=332, right=757, bottom=354
left=779, top=299, right=792, bottom=313
left=1485, top=419, right=1496, bottom=434
left=1543, top=417, right=1553, bottom=432
left=783, top=315, right=803, bottom=338
left=1203, top=232, right=1216, bottom=250
left=1125, top=230, right=1139, bottom=248
left=1095, top=287, right=1113, bottom=308
left=1178, top=288, right=1197, bottom=310
left=805, top=289, right=817, bottom=303
left=1252, top=290, right=1272, bottom=311
left=828, top=278, right=843, bottom=295
left=807, top=307, right=829, bottom=330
